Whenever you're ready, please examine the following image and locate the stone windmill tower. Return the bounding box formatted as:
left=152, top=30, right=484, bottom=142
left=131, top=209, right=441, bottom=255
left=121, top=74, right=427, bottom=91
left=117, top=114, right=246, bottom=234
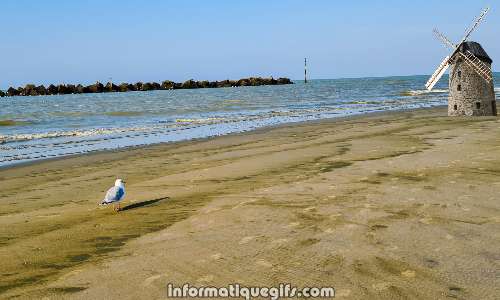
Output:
left=426, top=7, right=496, bottom=116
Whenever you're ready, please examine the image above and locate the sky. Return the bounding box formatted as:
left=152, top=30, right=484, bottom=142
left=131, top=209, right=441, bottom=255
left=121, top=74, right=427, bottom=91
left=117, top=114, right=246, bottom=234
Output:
left=0, top=0, right=498, bottom=88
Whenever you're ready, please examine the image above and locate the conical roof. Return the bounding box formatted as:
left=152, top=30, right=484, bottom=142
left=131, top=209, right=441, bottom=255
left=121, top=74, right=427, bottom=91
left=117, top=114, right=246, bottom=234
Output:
left=453, top=41, right=492, bottom=64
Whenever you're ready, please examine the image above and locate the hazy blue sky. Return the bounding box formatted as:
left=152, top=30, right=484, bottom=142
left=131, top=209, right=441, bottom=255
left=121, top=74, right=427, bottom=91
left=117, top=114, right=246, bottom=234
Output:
left=1, top=0, right=497, bottom=88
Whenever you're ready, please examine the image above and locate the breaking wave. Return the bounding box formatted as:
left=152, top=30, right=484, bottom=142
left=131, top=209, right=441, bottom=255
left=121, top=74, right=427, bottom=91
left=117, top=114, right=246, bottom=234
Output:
left=0, top=107, right=355, bottom=144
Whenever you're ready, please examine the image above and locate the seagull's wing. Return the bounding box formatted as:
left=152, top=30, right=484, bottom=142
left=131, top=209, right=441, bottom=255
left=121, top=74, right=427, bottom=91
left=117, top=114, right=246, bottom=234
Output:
left=102, top=186, right=124, bottom=204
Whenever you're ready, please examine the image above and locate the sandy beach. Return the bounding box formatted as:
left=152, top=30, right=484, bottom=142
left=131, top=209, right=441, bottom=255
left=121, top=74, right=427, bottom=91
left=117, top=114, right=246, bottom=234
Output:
left=1, top=106, right=500, bottom=299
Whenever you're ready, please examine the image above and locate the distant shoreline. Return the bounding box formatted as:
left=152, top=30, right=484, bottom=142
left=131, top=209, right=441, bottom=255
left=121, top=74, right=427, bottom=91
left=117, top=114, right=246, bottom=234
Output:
left=0, top=77, right=292, bottom=97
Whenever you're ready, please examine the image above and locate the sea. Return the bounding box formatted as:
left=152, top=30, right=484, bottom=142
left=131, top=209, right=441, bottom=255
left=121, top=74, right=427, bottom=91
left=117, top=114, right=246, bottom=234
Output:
left=1, top=74, right=499, bottom=167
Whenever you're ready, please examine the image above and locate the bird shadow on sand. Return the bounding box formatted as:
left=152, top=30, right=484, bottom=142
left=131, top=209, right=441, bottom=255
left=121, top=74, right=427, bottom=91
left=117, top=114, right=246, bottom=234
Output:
left=121, top=197, right=170, bottom=211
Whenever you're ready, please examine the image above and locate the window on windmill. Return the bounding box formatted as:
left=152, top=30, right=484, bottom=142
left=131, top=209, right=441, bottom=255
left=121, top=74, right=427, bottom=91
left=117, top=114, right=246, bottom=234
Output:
left=457, top=70, right=462, bottom=78
left=457, top=84, right=461, bottom=91
left=454, top=104, right=458, bottom=110
left=476, top=102, right=481, bottom=109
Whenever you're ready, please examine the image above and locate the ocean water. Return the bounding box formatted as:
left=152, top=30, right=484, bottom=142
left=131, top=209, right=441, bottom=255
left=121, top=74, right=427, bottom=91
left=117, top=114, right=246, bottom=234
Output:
left=1, top=74, right=499, bottom=167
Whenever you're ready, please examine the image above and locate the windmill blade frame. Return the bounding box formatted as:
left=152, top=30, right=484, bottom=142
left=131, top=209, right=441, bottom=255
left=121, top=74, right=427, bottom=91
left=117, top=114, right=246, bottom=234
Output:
left=457, top=50, right=493, bottom=83
left=425, top=55, right=451, bottom=91
left=460, top=7, right=490, bottom=44
left=433, top=29, right=456, bottom=50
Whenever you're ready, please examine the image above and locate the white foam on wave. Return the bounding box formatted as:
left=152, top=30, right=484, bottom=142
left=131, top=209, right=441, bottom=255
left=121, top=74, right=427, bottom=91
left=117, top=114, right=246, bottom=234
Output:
left=0, top=106, right=361, bottom=145
left=0, top=110, right=306, bottom=144
left=175, top=117, right=226, bottom=124
left=0, top=124, right=173, bottom=144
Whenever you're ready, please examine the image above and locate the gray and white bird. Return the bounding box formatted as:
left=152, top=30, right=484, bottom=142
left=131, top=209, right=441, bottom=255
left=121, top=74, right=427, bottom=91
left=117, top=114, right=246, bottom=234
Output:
left=100, top=179, right=126, bottom=212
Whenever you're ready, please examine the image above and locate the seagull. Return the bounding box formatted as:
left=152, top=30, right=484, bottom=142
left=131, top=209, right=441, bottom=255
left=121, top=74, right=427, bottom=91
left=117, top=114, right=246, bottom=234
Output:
left=100, top=179, right=126, bottom=212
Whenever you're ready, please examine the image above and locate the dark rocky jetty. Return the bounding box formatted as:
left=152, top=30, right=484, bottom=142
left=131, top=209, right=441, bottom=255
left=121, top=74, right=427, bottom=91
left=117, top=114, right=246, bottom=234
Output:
left=1, top=77, right=293, bottom=97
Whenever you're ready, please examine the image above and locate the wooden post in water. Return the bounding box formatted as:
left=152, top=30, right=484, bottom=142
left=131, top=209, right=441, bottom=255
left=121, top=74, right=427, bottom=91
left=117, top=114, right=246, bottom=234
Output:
left=304, top=58, right=307, bottom=84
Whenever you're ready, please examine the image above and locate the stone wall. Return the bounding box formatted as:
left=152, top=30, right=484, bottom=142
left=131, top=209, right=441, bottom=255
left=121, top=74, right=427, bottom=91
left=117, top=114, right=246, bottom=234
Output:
left=448, top=58, right=496, bottom=116
left=1, top=77, right=294, bottom=97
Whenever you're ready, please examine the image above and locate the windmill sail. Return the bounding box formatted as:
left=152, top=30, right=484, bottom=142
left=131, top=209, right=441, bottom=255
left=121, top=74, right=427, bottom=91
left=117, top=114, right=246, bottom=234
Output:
left=433, top=29, right=456, bottom=50
left=460, top=7, right=489, bottom=44
left=425, top=56, right=450, bottom=91
left=458, top=50, right=493, bottom=83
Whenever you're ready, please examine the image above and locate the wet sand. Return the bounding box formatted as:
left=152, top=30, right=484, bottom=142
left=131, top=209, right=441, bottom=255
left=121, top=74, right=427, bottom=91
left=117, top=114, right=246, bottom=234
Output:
left=1, top=107, right=499, bottom=299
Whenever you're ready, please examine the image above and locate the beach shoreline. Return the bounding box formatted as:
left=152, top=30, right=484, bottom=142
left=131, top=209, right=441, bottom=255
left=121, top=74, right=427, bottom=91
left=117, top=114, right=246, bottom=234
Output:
left=0, top=105, right=447, bottom=171
left=1, top=106, right=500, bottom=299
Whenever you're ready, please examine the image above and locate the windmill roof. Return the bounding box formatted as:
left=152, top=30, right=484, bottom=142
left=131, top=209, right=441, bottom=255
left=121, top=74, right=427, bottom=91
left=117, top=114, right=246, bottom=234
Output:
left=453, top=41, right=492, bottom=64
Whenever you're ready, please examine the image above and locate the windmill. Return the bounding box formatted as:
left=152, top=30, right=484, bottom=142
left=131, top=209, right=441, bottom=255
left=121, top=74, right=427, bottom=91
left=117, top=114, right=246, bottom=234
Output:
left=426, top=7, right=497, bottom=116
